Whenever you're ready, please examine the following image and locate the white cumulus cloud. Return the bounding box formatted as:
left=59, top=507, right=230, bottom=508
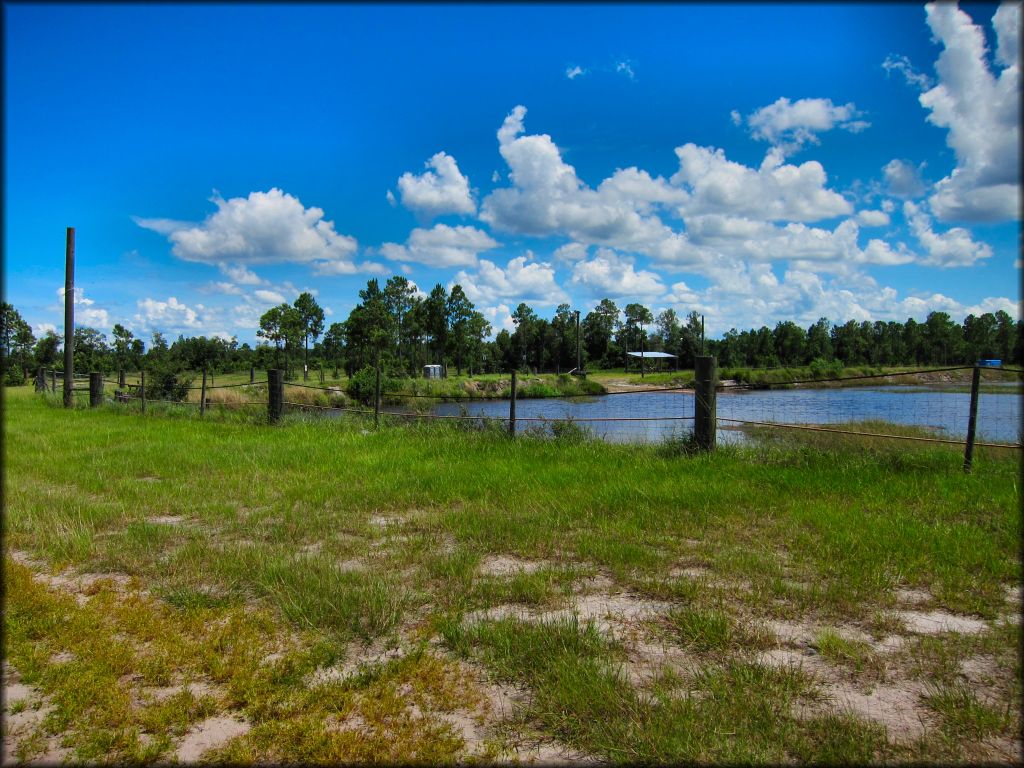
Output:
left=133, top=297, right=201, bottom=332
left=856, top=209, right=891, bottom=227
left=453, top=253, right=568, bottom=306
left=396, top=151, right=476, bottom=217
left=134, top=188, right=379, bottom=275
left=672, top=143, right=852, bottom=222
left=917, top=2, right=1020, bottom=221
left=380, top=224, right=499, bottom=268
left=883, top=159, right=927, bottom=198
left=903, top=201, right=993, bottom=267
left=570, top=249, right=665, bottom=300
left=740, top=97, right=869, bottom=155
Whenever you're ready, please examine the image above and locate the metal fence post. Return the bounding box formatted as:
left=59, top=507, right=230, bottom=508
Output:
left=141, top=370, right=146, bottom=414
left=200, top=367, right=208, bottom=417
left=268, top=369, right=283, bottom=424
left=509, top=369, right=517, bottom=437
left=89, top=371, right=103, bottom=408
left=374, top=363, right=382, bottom=429
left=963, top=364, right=981, bottom=473
left=694, top=355, right=717, bottom=451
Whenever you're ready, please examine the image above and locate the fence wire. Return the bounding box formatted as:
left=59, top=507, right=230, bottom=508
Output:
left=43, top=366, right=1022, bottom=450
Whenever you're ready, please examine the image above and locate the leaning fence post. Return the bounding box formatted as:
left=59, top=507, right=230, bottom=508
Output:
left=963, top=364, right=981, bottom=473
left=200, top=367, right=208, bottom=417
left=374, top=363, right=382, bottom=429
left=89, top=371, right=103, bottom=408
left=141, top=370, right=146, bottom=414
left=694, top=355, right=717, bottom=451
left=509, top=369, right=517, bottom=437
left=268, top=369, right=283, bottom=424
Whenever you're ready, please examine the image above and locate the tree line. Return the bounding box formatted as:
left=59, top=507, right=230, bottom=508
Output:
left=2, top=283, right=1021, bottom=386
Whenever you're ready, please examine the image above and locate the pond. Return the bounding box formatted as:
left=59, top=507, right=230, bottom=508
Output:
left=432, top=386, right=1023, bottom=445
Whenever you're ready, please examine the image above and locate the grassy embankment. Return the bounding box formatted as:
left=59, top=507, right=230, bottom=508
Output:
left=3, top=386, right=1020, bottom=763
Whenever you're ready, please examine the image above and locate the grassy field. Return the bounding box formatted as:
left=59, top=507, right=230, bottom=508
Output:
left=3, top=386, right=1021, bottom=763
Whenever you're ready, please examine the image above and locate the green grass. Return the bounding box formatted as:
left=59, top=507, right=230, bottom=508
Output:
left=3, top=386, right=1021, bottom=762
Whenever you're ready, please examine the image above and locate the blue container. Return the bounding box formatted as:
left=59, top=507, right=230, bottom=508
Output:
left=978, top=359, right=1002, bottom=367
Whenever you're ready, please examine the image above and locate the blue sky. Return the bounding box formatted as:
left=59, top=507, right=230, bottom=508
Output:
left=4, top=2, right=1020, bottom=345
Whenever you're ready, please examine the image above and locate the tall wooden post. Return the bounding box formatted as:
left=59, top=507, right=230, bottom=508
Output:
left=249, top=365, right=255, bottom=384
left=51, top=368, right=57, bottom=393
left=141, top=370, right=146, bottom=414
left=200, top=368, right=208, bottom=417
left=35, top=367, right=45, bottom=393
left=118, top=369, right=126, bottom=387
left=268, top=369, right=283, bottom=424
left=963, top=365, right=981, bottom=473
left=374, top=363, right=382, bottom=429
left=509, top=369, right=518, bottom=437
left=63, top=227, right=75, bottom=408
left=89, top=371, right=103, bottom=407
left=694, top=355, right=717, bottom=451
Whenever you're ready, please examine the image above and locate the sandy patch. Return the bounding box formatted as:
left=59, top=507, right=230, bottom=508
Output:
left=891, top=609, right=988, bottom=635
left=307, top=638, right=410, bottom=687
left=668, top=565, right=709, bottom=579
left=895, top=587, right=932, bottom=606
left=620, top=636, right=698, bottom=688
left=823, top=680, right=933, bottom=741
left=478, top=555, right=546, bottom=578
left=144, top=680, right=218, bottom=704
left=870, top=635, right=907, bottom=654
left=335, top=557, right=367, bottom=572
left=1004, top=584, right=1021, bottom=604
left=1, top=664, right=70, bottom=766
left=147, top=515, right=185, bottom=525
left=368, top=515, right=400, bottom=529
left=174, top=715, right=250, bottom=762
left=4, top=682, right=35, bottom=708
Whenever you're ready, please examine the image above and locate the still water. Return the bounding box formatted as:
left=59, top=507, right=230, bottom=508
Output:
left=432, top=386, right=1022, bottom=445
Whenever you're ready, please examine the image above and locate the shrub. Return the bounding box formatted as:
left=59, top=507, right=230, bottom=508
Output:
left=809, top=358, right=843, bottom=380
left=346, top=365, right=400, bottom=405
left=145, top=363, right=193, bottom=402
left=4, top=366, right=27, bottom=386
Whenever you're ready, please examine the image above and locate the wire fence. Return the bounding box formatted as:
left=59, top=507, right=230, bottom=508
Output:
left=38, top=364, right=1023, bottom=455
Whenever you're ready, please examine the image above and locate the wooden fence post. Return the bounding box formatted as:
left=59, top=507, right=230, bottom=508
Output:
left=250, top=366, right=255, bottom=384
left=89, top=371, right=103, bottom=408
left=141, top=370, right=146, bottom=414
left=694, top=355, right=717, bottom=451
left=51, top=368, right=57, bottom=393
left=268, top=369, right=283, bottom=424
left=963, top=364, right=981, bottom=473
left=509, top=369, right=517, bottom=437
left=200, top=368, right=208, bottom=417
left=118, top=369, right=126, bottom=387
left=374, top=364, right=382, bottom=429
left=63, top=227, right=75, bottom=408
left=35, top=367, right=45, bottom=393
